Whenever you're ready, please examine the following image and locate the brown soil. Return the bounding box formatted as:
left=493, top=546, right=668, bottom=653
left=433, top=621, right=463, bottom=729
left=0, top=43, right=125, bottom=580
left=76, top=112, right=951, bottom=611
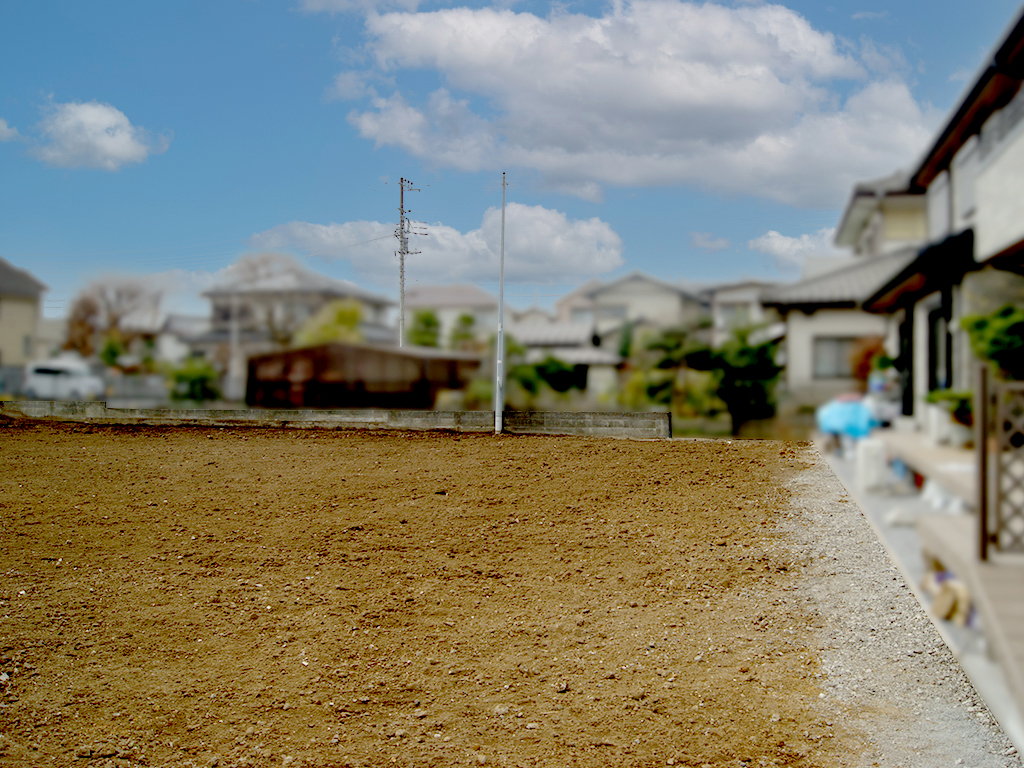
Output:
left=1, top=420, right=842, bottom=767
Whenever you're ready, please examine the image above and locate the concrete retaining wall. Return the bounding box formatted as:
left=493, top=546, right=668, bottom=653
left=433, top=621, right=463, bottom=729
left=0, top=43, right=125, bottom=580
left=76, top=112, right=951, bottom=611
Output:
left=1, top=401, right=671, bottom=439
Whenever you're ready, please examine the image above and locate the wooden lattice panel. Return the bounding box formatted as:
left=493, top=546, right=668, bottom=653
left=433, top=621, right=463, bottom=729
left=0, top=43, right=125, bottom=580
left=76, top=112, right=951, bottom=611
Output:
left=995, top=383, right=1024, bottom=553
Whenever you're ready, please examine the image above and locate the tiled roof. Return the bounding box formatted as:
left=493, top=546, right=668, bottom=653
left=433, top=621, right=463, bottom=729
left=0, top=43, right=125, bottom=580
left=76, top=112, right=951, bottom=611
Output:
left=761, top=248, right=919, bottom=308
left=205, top=266, right=392, bottom=306
left=404, top=284, right=497, bottom=309
left=506, top=321, right=596, bottom=347
left=161, top=314, right=211, bottom=338
left=0, top=257, right=46, bottom=299
left=586, top=270, right=705, bottom=303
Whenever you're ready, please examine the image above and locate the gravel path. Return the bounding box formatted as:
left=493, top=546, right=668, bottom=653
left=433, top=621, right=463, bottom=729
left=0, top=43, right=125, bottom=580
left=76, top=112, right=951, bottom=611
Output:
left=788, top=446, right=1021, bottom=767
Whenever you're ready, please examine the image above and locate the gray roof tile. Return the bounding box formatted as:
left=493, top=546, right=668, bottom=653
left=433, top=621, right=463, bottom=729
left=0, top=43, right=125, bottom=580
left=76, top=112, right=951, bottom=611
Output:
left=0, top=257, right=46, bottom=299
left=761, top=248, right=919, bottom=307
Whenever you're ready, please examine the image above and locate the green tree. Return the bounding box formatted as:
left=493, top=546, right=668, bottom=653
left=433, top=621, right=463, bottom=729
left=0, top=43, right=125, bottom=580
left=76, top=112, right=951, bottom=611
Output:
left=684, top=329, right=782, bottom=436
left=292, top=299, right=363, bottom=348
left=617, top=321, right=634, bottom=359
left=449, top=313, right=477, bottom=350
left=409, top=309, right=440, bottom=347
left=535, top=357, right=584, bottom=393
left=98, top=336, right=126, bottom=368
left=644, top=327, right=689, bottom=408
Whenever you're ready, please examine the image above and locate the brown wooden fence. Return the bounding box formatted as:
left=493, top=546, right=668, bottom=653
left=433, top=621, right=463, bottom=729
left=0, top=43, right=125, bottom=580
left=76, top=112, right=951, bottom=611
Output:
left=977, top=366, right=1024, bottom=559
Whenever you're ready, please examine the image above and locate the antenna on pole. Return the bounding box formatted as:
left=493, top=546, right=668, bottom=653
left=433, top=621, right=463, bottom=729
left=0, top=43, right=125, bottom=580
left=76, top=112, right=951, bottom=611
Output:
left=495, top=172, right=507, bottom=434
left=395, top=177, right=424, bottom=347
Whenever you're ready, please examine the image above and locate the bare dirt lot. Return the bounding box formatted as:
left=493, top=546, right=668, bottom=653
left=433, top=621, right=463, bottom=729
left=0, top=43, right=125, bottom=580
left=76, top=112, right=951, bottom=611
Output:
left=1, top=420, right=841, bottom=767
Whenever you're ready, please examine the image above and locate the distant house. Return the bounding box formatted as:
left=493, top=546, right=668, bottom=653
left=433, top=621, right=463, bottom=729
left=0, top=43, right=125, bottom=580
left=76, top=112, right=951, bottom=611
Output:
left=506, top=320, right=622, bottom=397
left=834, top=170, right=928, bottom=258
left=705, top=279, right=777, bottom=348
left=762, top=252, right=919, bottom=405
left=0, top=257, right=46, bottom=390
left=862, top=11, right=1024, bottom=422
left=510, top=305, right=553, bottom=324
left=553, top=278, right=605, bottom=323
left=34, top=317, right=67, bottom=359
left=193, top=258, right=394, bottom=398
left=402, top=284, right=497, bottom=348
left=762, top=172, right=928, bottom=406
left=157, top=314, right=211, bottom=365
left=555, top=272, right=708, bottom=333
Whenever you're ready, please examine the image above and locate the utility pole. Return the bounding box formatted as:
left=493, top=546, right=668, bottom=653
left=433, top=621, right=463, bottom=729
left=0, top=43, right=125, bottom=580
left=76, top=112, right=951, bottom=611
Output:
left=395, top=178, right=424, bottom=347
left=494, top=172, right=507, bottom=433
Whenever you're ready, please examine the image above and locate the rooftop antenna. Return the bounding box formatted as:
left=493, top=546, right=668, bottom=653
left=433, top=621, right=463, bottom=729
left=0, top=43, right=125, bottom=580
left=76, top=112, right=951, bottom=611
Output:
left=495, top=172, right=507, bottom=433
left=396, top=178, right=426, bottom=347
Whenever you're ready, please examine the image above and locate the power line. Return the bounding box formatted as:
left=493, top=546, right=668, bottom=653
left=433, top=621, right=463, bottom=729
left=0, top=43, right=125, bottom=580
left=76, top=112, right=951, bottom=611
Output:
left=298, top=233, right=395, bottom=261
left=5, top=232, right=398, bottom=270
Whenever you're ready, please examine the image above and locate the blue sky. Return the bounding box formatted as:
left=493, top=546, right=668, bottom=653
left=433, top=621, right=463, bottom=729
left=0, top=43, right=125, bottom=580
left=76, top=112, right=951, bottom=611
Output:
left=1, top=0, right=1021, bottom=318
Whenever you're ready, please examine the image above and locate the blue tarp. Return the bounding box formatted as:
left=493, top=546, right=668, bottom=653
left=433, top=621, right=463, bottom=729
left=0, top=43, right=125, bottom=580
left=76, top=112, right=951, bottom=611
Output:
left=816, top=398, right=879, bottom=439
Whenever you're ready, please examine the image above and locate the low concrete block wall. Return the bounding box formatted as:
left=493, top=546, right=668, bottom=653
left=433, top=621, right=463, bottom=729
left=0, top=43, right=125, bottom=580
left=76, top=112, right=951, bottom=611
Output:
left=502, top=410, right=671, bottom=438
left=1, top=402, right=671, bottom=439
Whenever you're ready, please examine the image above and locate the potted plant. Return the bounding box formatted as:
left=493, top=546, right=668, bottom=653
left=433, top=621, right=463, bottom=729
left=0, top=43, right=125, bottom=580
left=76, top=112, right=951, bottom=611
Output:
left=962, top=304, right=1024, bottom=381
left=925, top=389, right=973, bottom=448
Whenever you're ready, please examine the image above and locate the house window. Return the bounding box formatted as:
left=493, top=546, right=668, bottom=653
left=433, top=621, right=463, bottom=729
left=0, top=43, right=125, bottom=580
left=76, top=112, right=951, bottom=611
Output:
left=719, top=303, right=750, bottom=328
left=812, top=337, right=858, bottom=379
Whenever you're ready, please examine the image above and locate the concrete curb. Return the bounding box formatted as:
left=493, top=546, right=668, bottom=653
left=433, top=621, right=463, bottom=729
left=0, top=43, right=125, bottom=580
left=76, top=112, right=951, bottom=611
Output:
left=0, top=401, right=672, bottom=439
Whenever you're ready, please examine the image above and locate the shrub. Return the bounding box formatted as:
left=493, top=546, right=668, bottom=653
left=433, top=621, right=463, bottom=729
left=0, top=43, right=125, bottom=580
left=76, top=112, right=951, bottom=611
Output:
left=292, top=299, right=363, bottom=348
left=409, top=310, right=440, bottom=347
left=449, top=313, right=477, bottom=350
left=169, top=358, right=221, bottom=402
left=961, top=303, right=1024, bottom=380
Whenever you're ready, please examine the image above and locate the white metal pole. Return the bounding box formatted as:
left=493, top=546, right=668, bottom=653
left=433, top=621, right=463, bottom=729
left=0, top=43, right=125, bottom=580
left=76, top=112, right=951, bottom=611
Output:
left=398, top=178, right=407, bottom=348
left=229, top=292, right=240, bottom=400
left=495, top=172, right=506, bottom=433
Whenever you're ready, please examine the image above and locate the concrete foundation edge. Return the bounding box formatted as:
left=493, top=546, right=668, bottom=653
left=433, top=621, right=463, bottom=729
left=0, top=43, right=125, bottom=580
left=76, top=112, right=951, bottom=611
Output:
left=1, top=402, right=671, bottom=439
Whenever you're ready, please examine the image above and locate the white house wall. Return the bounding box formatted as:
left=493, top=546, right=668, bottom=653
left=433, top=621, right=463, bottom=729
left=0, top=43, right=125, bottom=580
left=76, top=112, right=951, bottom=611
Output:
left=880, top=199, right=928, bottom=247
left=926, top=171, right=951, bottom=242
left=0, top=296, right=40, bottom=367
left=785, top=309, right=888, bottom=404
left=950, top=136, right=980, bottom=233
left=587, top=365, right=619, bottom=398
left=592, top=283, right=701, bottom=333
left=710, top=285, right=769, bottom=348
left=975, top=123, right=1024, bottom=260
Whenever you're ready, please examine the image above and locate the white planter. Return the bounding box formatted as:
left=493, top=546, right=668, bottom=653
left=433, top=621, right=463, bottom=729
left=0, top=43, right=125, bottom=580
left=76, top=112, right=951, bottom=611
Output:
left=925, top=403, right=953, bottom=446
left=948, top=421, right=974, bottom=449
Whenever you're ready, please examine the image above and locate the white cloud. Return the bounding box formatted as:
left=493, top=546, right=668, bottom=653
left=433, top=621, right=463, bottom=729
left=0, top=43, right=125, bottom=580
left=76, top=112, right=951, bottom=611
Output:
left=948, top=67, right=973, bottom=83
left=690, top=232, right=730, bottom=252
left=747, top=226, right=840, bottom=268
left=0, top=118, right=20, bottom=142
left=250, top=203, right=623, bottom=286
left=32, top=100, right=170, bottom=171
left=341, top=1, right=936, bottom=206
left=859, top=37, right=907, bottom=75
left=329, top=71, right=374, bottom=100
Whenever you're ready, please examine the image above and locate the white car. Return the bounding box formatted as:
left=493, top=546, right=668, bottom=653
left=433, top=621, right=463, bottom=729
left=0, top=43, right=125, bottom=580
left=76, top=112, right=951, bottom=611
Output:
left=23, top=359, right=105, bottom=401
